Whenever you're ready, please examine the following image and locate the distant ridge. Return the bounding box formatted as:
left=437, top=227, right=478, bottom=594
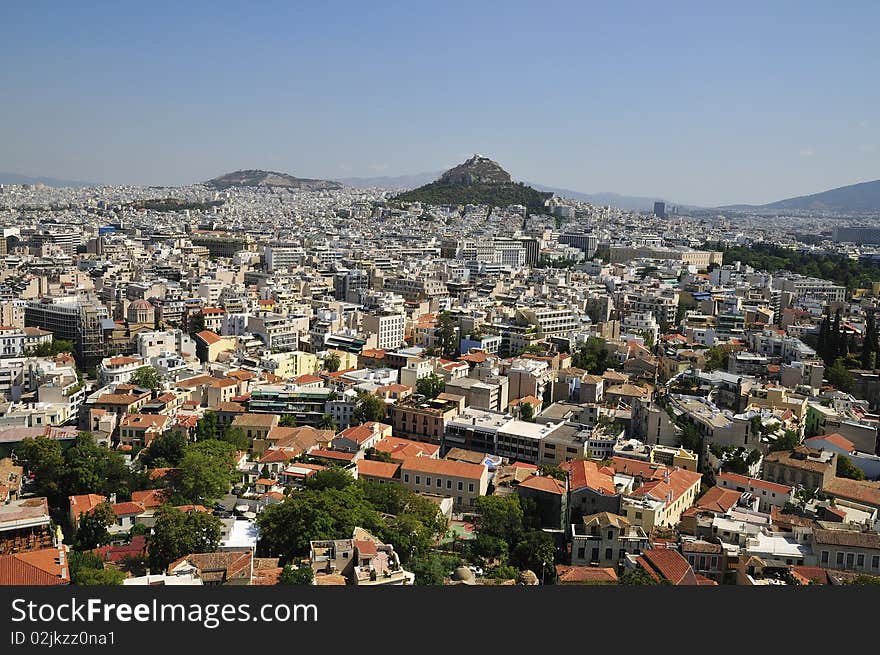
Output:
left=204, top=169, right=342, bottom=191
left=0, top=172, right=96, bottom=188
left=721, top=179, right=880, bottom=212
left=393, top=155, right=552, bottom=213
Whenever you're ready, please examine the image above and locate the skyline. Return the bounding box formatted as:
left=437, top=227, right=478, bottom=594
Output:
left=1, top=1, right=878, bottom=206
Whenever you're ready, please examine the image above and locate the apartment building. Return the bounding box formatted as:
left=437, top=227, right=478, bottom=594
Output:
left=399, top=456, right=488, bottom=510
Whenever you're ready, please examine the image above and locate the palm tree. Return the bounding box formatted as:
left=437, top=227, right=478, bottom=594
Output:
left=317, top=414, right=338, bottom=431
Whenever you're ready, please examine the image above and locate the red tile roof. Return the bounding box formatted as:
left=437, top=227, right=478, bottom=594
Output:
left=695, top=486, right=742, bottom=513
left=357, top=460, right=401, bottom=480
left=517, top=475, right=566, bottom=495
left=563, top=460, right=616, bottom=495
left=639, top=548, right=698, bottom=585
left=402, top=456, right=486, bottom=480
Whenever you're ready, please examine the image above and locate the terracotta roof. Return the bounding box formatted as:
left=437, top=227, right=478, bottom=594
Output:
left=373, top=436, right=440, bottom=461
left=517, top=475, right=566, bottom=495
left=814, top=528, right=880, bottom=549
left=630, top=469, right=702, bottom=506
left=0, top=548, right=67, bottom=585
left=555, top=565, right=618, bottom=584
left=563, top=460, right=616, bottom=495
left=231, top=413, right=280, bottom=428
left=131, top=488, right=171, bottom=508
left=336, top=422, right=389, bottom=445
left=357, top=459, right=401, bottom=480
left=259, top=448, right=299, bottom=464
left=69, top=493, right=107, bottom=521
left=716, top=472, right=792, bottom=495
left=168, top=550, right=252, bottom=581
left=121, top=413, right=170, bottom=430
left=639, top=547, right=698, bottom=585
left=804, top=433, right=856, bottom=452
left=111, top=501, right=145, bottom=517
left=695, top=486, right=743, bottom=513
left=402, top=456, right=486, bottom=480
left=611, top=457, right=669, bottom=481
left=195, top=330, right=223, bottom=345
left=822, top=478, right=880, bottom=508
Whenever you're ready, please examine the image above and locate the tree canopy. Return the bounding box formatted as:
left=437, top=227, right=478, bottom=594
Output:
left=147, top=506, right=223, bottom=569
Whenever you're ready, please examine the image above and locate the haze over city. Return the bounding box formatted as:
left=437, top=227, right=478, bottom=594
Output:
left=2, top=1, right=878, bottom=206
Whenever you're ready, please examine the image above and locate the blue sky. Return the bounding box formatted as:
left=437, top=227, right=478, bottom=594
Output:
left=1, top=1, right=877, bottom=205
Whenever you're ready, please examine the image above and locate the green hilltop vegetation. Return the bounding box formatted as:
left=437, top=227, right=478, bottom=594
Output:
left=394, top=154, right=552, bottom=213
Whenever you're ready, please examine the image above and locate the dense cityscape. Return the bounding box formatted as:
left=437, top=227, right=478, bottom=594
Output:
left=0, top=153, right=879, bottom=587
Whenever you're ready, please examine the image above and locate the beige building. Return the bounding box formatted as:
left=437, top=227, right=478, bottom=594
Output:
left=399, top=456, right=488, bottom=510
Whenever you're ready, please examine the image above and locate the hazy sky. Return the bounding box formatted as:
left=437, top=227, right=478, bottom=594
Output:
left=1, top=1, right=878, bottom=206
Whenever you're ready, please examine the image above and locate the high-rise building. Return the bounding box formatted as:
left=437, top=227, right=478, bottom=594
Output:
left=653, top=201, right=666, bottom=219
left=559, top=233, right=598, bottom=258
left=25, top=297, right=110, bottom=366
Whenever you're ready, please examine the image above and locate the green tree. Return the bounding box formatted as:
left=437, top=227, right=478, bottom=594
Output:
left=195, top=411, right=219, bottom=441
left=256, top=486, right=381, bottom=563
left=861, top=312, right=878, bottom=370
left=175, top=439, right=236, bottom=504
left=188, top=312, right=206, bottom=335
left=415, top=373, right=446, bottom=399
left=15, top=436, right=65, bottom=501
left=279, top=564, right=314, bottom=585
left=826, top=358, right=854, bottom=392
left=72, top=502, right=117, bottom=550
left=142, top=430, right=187, bottom=468
left=408, top=552, right=462, bottom=586
left=63, top=432, right=129, bottom=499
left=837, top=455, right=866, bottom=480
left=279, top=415, right=298, bottom=427
left=147, top=506, right=223, bottom=570
left=437, top=312, right=459, bottom=358
left=129, top=366, right=160, bottom=390
left=316, top=414, right=338, bottom=431
left=69, top=551, right=125, bottom=586
left=352, top=392, right=386, bottom=425
left=537, top=464, right=566, bottom=481
left=474, top=495, right=524, bottom=545
left=303, top=468, right=354, bottom=491
left=510, top=530, right=556, bottom=583
left=324, top=353, right=341, bottom=373
left=25, top=339, right=75, bottom=357
left=619, top=567, right=661, bottom=585
left=519, top=401, right=536, bottom=422
left=219, top=426, right=249, bottom=450
left=570, top=337, right=609, bottom=375
left=770, top=430, right=801, bottom=452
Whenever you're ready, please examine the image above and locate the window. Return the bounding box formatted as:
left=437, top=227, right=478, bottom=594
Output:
left=607, top=531, right=614, bottom=541
left=446, top=480, right=452, bottom=489
left=872, top=556, right=879, bottom=570
left=836, top=552, right=844, bottom=566
left=436, top=478, right=442, bottom=488
left=577, top=547, right=585, bottom=560
left=857, top=554, right=865, bottom=568
left=846, top=553, right=855, bottom=569
left=425, top=477, right=431, bottom=487
left=468, top=483, right=474, bottom=493
left=457, top=481, right=463, bottom=491
left=403, top=473, right=409, bottom=483
left=635, top=512, right=643, bottom=520
left=604, top=548, right=613, bottom=560
left=415, top=476, right=421, bottom=485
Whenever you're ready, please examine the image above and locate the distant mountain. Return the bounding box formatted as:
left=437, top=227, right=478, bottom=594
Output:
left=0, top=172, right=96, bottom=187
left=393, top=155, right=552, bottom=213
left=204, top=169, right=342, bottom=191
left=525, top=184, right=672, bottom=212
left=341, top=172, right=441, bottom=190
left=722, top=179, right=880, bottom=212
